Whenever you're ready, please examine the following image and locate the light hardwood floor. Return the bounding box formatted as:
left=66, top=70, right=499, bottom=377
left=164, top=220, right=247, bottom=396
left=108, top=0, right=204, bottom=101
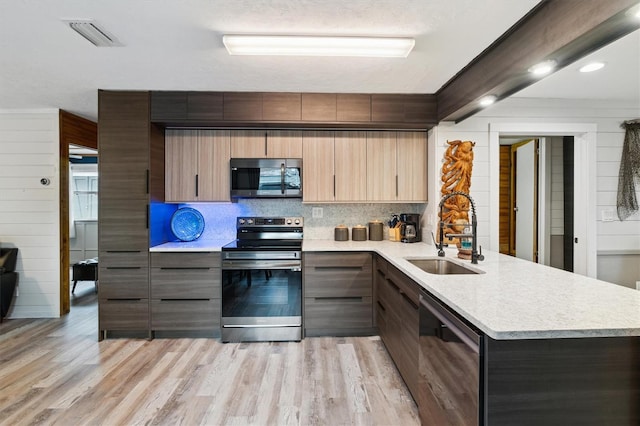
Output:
left=0, top=287, right=418, bottom=426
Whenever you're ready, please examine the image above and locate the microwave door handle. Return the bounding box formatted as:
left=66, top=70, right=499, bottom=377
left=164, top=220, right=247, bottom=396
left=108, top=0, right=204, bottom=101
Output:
left=281, top=162, right=285, bottom=194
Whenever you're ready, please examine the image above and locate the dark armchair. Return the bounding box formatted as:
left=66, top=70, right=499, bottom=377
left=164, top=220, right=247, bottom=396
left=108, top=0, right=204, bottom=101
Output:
left=0, top=248, right=19, bottom=322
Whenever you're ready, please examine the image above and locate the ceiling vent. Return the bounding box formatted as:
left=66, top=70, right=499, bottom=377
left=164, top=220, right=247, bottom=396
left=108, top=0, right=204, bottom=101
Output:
left=63, top=20, right=122, bottom=47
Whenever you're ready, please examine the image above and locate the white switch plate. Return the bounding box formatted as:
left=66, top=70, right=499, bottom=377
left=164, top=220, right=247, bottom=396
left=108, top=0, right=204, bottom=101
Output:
left=312, top=207, right=323, bottom=218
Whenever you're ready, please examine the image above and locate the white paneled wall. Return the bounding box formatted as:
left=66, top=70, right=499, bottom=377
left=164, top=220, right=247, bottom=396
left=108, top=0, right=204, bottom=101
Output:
left=549, top=137, right=564, bottom=236
left=0, top=110, right=60, bottom=318
left=428, top=97, right=640, bottom=282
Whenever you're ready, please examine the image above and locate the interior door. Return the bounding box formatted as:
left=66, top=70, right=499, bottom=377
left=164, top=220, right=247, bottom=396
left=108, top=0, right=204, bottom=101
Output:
left=514, top=140, right=536, bottom=262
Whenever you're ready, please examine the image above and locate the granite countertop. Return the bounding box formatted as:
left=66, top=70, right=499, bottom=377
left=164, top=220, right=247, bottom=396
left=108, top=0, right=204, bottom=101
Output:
left=149, top=238, right=640, bottom=340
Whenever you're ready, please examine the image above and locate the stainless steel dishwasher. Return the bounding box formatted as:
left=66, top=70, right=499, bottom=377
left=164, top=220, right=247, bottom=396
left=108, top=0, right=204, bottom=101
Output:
left=419, top=290, right=484, bottom=425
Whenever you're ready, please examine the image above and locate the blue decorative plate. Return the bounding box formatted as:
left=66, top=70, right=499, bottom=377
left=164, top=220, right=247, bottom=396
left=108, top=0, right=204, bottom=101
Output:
left=171, top=208, right=205, bottom=241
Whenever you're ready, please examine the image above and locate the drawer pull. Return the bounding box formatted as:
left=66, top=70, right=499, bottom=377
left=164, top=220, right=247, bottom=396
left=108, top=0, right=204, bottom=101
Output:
left=387, top=279, right=400, bottom=292
left=106, top=267, right=142, bottom=270
left=159, top=298, right=210, bottom=302
left=377, top=300, right=386, bottom=312
left=401, top=292, right=419, bottom=310
left=314, top=266, right=363, bottom=271
left=158, top=267, right=211, bottom=270
left=314, top=296, right=363, bottom=302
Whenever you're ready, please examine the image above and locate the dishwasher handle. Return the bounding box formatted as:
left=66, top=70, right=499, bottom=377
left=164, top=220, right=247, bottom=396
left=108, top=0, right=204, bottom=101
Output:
left=420, top=292, right=481, bottom=354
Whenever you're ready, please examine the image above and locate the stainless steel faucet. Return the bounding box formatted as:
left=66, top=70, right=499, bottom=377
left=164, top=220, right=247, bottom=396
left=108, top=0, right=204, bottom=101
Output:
left=437, top=191, right=484, bottom=264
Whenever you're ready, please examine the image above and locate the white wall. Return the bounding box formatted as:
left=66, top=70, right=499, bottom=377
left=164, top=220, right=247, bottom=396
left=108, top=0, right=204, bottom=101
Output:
left=0, top=110, right=60, bottom=318
left=427, top=97, right=640, bottom=283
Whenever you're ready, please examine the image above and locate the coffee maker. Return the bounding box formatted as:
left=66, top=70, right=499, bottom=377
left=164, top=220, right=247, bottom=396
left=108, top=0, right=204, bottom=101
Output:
left=400, top=213, right=421, bottom=243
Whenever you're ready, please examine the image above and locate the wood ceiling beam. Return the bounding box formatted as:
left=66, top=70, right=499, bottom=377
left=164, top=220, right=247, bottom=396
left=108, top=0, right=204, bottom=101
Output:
left=436, top=0, right=640, bottom=123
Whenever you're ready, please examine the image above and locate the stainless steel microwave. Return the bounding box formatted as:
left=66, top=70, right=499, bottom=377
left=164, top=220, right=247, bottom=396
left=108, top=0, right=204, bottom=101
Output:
left=230, top=158, right=302, bottom=198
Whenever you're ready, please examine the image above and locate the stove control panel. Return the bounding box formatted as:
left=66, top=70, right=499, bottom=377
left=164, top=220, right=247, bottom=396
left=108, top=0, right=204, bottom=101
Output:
left=237, top=217, right=303, bottom=227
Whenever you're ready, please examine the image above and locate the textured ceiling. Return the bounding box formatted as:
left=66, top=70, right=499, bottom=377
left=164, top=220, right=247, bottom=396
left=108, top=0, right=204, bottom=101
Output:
left=0, top=0, right=637, bottom=122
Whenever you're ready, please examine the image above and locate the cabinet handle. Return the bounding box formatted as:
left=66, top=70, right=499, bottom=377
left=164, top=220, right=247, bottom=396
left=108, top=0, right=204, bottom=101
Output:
left=314, top=297, right=363, bottom=302
left=377, top=300, right=386, bottom=312
left=195, top=174, right=199, bottom=197
left=333, top=175, right=336, bottom=197
left=387, top=279, right=400, bottom=292
left=264, top=132, right=268, bottom=156
left=395, top=175, right=398, bottom=197
left=106, top=267, right=142, bottom=270
left=401, top=292, right=419, bottom=310
left=314, top=266, right=363, bottom=271
left=159, top=267, right=211, bottom=270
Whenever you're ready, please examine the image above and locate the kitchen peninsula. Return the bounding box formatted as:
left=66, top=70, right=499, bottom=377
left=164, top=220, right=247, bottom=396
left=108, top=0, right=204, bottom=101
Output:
left=151, top=238, right=640, bottom=424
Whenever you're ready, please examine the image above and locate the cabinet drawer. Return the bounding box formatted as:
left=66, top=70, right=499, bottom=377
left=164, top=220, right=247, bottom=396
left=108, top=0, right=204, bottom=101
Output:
left=387, top=264, right=420, bottom=307
left=305, top=252, right=372, bottom=297
left=99, top=299, right=149, bottom=330
left=151, top=299, right=220, bottom=330
left=305, top=252, right=371, bottom=268
left=377, top=273, right=402, bottom=315
left=304, top=296, right=372, bottom=329
left=99, top=250, right=149, bottom=267
left=151, top=268, right=221, bottom=299
left=99, top=267, right=149, bottom=299
left=151, top=252, right=221, bottom=268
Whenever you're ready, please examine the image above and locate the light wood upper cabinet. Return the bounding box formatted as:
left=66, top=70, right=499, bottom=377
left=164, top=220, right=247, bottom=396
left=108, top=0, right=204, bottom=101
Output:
left=230, top=130, right=302, bottom=158
left=367, top=132, right=398, bottom=201
left=335, top=131, right=367, bottom=202
left=303, top=131, right=335, bottom=202
left=165, top=129, right=230, bottom=202
left=366, top=131, right=427, bottom=202
left=396, top=131, right=427, bottom=202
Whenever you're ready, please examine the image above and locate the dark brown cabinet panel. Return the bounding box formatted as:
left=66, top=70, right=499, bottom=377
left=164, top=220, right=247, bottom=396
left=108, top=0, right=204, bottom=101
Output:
left=305, top=297, right=373, bottom=330
left=301, top=93, right=337, bottom=121
left=150, top=91, right=188, bottom=121
left=150, top=252, right=221, bottom=333
left=263, top=93, right=301, bottom=121
left=99, top=299, right=149, bottom=330
left=337, top=94, right=371, bottom=122
left=304, top=252, right=373, bottom=336
left=98, top=90, right=152, bottom=339
left=375, top=255, right=420, bottom=401
left=223, top=92, right=263, bottom=121
left=187, top=92, right=223, bottom=120
left=371, top=94, right=405, bottom=123
left=98, top=267, right=149, bottom=299
left=151, top=300, right=220, bottom=330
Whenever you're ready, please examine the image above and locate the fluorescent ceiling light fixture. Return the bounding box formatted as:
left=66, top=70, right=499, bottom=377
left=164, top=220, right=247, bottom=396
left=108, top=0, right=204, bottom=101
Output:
left=222, top=35, right=415, bottom=57
left=63, top=19, right=122, bottom=47
left=579, top=62, right=605, bottom=73
left=479, top=95, right=497, bottom=106
left=528, top=59, right=557, bottom=76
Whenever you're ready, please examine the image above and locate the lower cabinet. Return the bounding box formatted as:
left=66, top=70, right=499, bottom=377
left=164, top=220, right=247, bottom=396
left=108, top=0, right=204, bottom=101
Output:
left=375, top=254, right=420, bottom=401
left=150, top=252, right=221, bottom=335
left=304, top=252, right=374, bottom=336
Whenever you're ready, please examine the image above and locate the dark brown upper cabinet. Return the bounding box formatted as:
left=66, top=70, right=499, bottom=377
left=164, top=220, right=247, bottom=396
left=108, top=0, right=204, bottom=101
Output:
left=301, top=93, right=337, bottom=122
left=263, top=93, right=301, bottom=121
left=336, top=94, right=371, bottom=122
left=223, top=92, right=263, bottom=121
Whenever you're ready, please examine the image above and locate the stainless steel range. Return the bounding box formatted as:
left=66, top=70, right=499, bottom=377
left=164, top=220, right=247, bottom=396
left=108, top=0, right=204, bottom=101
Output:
left=221, top=216, right=303, bottom=342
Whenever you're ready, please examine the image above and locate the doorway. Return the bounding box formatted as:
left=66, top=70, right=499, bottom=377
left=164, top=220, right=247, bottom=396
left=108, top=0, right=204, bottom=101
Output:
left=489, top=122, right=597, bottom=278
left=499, top=137, right=574, bottom=271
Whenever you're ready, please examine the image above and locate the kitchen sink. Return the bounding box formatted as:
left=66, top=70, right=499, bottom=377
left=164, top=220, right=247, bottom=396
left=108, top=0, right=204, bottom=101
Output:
left=405, top=257, right=484, bottom=275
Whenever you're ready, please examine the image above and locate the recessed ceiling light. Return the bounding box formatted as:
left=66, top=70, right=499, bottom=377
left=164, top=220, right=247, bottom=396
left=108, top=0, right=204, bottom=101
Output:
left=528, top=60, right=557, bottom=76
left=579, top=62, right=605, bottom=73
left=479, top=95, right=497, bottom=106
left=222, top=35, right=415, bottom=57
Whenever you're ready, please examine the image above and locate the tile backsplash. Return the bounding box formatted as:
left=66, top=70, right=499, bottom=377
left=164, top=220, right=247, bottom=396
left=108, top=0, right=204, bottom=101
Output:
left=176, top=199, right=428, bottom=242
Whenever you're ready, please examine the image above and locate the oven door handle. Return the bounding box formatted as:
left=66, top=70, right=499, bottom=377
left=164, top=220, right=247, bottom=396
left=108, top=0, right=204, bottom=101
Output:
left=222, top=260, right=301, bottom=270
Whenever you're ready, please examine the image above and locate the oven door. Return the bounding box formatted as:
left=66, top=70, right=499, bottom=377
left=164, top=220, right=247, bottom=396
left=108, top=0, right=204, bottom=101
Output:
left=221, top=256, right=302, bottom=342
